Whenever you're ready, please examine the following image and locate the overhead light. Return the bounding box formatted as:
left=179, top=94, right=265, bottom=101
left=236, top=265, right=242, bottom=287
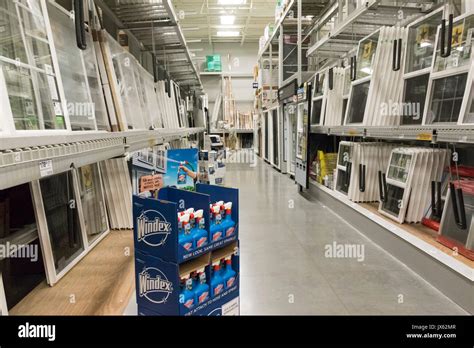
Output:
left=218, top=0, right=246, bottom=5
left=220, top=15, right=235, bottom=25
left=217, top=31, right=240, bottom=37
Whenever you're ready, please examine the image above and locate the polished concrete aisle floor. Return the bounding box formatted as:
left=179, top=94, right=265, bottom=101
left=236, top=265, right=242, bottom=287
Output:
left=226, top=160, right=467, bottom=315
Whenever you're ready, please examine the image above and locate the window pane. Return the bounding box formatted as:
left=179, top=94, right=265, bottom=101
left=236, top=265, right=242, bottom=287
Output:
left=83, top=34, right=109, bottom=131
left=39, top=172, right=85, bottom=273
left=78, top=165, right=108, bottom=244
left=48, top=3, right=95, bottom=131
left=382, top=184, right=405, bottom=217
left=336, top=168, right=350, bottom=194
left=433, top=15, right=474, bottom=73
left=387, top=153, right=412, bottom=184
left=0, top=0, right=65, bottom=131
left=356, top=33, right=378, bottom=79
left=346, top=81, right=369, bottom=124
left=440, top=184, right=474, bottom=248
left=427, top=73, right=467, bottom=123
left=405, top=12, right=442, bottom=73
left=0, top=184, right=45, bottom=310
left=311, top=99, right=323, bottom=125
left=402, top=73, right=429, bottom=125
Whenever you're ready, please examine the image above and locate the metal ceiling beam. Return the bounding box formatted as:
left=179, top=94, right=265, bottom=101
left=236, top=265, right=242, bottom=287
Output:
left=240, top=0, right=253, bottom=45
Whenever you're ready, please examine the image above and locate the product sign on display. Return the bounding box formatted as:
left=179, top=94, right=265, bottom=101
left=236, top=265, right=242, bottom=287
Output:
left=139, top=175, right=163, bottom=193
left=164, top=149, right=199, bottom=190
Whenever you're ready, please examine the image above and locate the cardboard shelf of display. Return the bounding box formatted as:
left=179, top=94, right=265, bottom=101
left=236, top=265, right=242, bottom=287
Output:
left=136, top=241, right=239, bottom=316
left=133, top=186, right=238, bottom=264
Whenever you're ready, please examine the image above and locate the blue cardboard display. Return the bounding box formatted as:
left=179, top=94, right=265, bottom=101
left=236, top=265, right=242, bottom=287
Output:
left=133, top=186, right=238, bottom=264
left=138, top=292, right=240, bottom=316
left=133, top=188, right=211, bottom=263
left=135, top=243, right=239, bottom=316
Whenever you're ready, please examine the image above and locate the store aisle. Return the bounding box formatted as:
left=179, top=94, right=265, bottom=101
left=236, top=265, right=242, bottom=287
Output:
left=226, top=159, right=467, bottom=315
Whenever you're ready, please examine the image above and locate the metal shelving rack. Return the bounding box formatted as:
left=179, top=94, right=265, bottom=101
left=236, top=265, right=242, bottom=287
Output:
left=0, top=0, right=206, bottom=191
left=0, top=128, right=205, bottom=191
left=254, top=0, right=474, bottom=313
left=311, top=125, right=474, bottom=143
left=96, top=0, right=202, bottom=91
left=306, top=0, right=440, bottom=59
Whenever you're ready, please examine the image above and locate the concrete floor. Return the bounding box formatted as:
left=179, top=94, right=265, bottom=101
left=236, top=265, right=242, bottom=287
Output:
left=227, top=159, right=467, bottom=315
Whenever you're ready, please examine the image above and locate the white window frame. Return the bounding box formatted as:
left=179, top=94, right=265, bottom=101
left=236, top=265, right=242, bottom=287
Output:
left=45, top=0, right=104, bottom=132
left=311, top=69, right=329, bottom=126
left=31, top=164, right=110, bottom=286
left=334, top=141, right=354, bottom=196
left=0, top=0, right=73, bottom=135
left=438, top=183, right=474, bottom=250
left=267, top=104, right=280, bottom=169
left=400, top=8, right=444, bottom=127
left=0, top=274, right=7, bottom=315
left=422, top=12, right=474, bottom=125
left=378, top=149, right=417, bottom=224
left=343, top=29, right=381, bottom=126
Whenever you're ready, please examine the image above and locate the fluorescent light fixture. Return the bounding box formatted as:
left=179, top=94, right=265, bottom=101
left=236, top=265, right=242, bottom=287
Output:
left=217, top=30, right=240, bottom=37
left=419, top=41, right=432, bottom=48
left=360, top=67, right=372, bottom=75
left=218, top=0, right=246, bottom=5
left=220, top=15, right=235, bottom=25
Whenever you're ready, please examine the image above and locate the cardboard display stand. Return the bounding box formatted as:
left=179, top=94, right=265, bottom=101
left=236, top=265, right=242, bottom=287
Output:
left=133, top=184, right=240, bottom=316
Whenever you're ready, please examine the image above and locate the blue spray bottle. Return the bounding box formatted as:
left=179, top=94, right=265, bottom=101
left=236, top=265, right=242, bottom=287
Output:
left=222, top=202, right=236, bottom=237
left=211, top=205, right=223, bottom=242
left=222, top=257, right=237, bottom=290
left=192, top=210, right=208, bottom=248
left=178, top=214, right=194, bottom=252
left=177, top=214, right=183, bottom=236
left=194, top=270, right=210, bottom=305
left=210, top=263, right=224, bottom=297
left=177, top=162, right=187, bottom=184
left=180, top=276, right=195, bottom=310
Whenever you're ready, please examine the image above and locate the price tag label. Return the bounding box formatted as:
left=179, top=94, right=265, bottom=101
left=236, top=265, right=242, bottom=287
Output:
left=416, top=133, right=432, bottom=141
left=39, top=160, right=53, bottom=177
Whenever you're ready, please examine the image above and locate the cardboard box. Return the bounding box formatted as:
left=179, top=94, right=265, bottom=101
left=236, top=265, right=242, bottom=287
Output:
left=133, top=186, right=238, bottom=264
left=136, top=242, right=240, bottom=316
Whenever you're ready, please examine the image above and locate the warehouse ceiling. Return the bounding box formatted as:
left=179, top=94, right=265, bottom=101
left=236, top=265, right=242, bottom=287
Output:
left=171, top=0, right=276, bottom=45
